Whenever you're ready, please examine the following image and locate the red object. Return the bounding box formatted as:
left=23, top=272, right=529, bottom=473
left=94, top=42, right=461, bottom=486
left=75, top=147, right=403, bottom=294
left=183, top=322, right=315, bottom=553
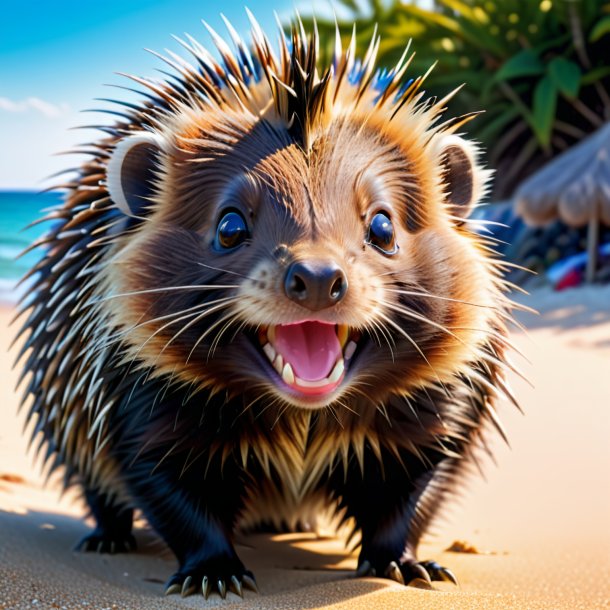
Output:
left=555, top=268, right=582, bottom=290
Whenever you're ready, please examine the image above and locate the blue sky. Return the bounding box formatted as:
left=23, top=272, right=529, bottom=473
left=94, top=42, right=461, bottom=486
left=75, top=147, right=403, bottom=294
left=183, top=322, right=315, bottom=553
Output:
left=0, top=1, right=331, bottom=189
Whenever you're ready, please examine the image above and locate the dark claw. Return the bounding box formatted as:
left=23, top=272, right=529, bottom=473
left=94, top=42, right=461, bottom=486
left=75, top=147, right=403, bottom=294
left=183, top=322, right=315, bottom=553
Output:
left=439, top=567, right=459, bottom=586
left=123, top=536, right=137, bottom=552
left=407, top=563, right=432, bottom=586
left=165, top=583, right=181, bottom=596
left=181, top=575, right=194, bottom=597
left=242, top=573, right=259, bottom=593
left=384, top=561, right=405, bottom=585
left=355, top=555, right=457, bottom=590
left=231, top=575, right=243, bottom=598
left=420, top=560, right=459, bottom=586
left=218, top=579, right=226, bottom=599
left=166, top=565, right=256, bottom=599
left=76, top=532, right=136, bottom=554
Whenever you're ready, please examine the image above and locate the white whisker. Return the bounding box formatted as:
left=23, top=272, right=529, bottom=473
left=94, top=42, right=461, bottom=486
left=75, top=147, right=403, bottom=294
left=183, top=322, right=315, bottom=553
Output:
left=196, top=261, right=258, bottom=282
left=90, top=283, right=239, bottom=304
left=158, top=297, right=239, bottom=356
left=376, top=311, right=443, bottom=386
left=385, top=287, right=495, bottom=310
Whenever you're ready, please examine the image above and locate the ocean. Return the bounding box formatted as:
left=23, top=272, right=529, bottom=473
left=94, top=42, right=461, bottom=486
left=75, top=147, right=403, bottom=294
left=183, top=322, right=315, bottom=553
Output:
left=0, top=190, right=63, bottom=303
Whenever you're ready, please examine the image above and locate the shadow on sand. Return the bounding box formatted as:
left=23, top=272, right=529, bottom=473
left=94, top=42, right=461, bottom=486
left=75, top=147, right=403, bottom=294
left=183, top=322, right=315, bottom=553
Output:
left=514, top=286, right=610, bottom=347
left=0, top=505, right=391, bottom=609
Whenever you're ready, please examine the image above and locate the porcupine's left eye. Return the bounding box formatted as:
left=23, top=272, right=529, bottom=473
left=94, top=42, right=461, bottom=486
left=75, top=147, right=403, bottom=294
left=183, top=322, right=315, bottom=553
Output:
left=366, top=211, right=397, bottom=255
left=215, top=210, right=249, bottom=250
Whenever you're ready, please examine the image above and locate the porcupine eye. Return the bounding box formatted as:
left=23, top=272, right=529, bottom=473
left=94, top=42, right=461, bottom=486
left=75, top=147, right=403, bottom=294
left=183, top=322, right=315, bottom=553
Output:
left=215, top=210, right=249, bottom=250
left=366, top=211, right=397, bottom=255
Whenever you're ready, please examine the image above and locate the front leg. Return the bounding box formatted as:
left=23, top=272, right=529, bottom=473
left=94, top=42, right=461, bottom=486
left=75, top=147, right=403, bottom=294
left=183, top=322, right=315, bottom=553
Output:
left=125, top=446, right=257, bottom=599
left=337, top=443, right=458, bottom=587
left=76, top=488, right=135, bottom=553
left=111, top=398, right=257, bottom=600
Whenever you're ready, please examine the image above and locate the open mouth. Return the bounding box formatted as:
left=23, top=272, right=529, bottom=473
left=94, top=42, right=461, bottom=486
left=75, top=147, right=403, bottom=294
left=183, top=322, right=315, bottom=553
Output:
left=257, top=321, right=359, bottom=397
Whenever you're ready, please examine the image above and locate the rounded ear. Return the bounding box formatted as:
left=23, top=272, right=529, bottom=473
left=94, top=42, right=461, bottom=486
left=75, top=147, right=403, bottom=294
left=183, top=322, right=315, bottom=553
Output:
left=434, top=134, right=489, bottom=221
left=106, top=132, right=165, bottom=217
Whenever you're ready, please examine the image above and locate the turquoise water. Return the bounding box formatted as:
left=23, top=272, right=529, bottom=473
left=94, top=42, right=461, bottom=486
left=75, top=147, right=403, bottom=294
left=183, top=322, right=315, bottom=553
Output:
left=0, top=191, right=63, bottom=301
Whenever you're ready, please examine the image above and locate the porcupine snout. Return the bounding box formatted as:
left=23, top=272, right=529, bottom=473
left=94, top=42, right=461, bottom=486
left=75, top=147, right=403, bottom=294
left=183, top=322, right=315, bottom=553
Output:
left=284, top=259, right=348, bottom=311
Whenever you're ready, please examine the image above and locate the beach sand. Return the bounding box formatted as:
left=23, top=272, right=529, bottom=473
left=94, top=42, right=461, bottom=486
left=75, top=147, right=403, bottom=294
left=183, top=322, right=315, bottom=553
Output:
left=1, top=285, right=609, bottom=609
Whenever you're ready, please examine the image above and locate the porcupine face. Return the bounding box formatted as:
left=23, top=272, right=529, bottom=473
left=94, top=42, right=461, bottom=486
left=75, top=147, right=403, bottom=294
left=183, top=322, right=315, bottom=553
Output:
left=104, top=26, right=497, bottom=411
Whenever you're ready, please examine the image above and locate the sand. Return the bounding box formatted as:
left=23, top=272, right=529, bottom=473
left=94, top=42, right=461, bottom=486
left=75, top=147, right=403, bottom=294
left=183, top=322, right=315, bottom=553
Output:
left=1, top=285, right=610, bottom=609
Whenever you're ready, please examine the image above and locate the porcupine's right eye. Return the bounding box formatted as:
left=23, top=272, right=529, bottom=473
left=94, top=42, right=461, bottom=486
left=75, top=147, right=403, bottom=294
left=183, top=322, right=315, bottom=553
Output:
left=366, top=211, right=397, bottom=255
left=215, top=210, right=249, bottom=250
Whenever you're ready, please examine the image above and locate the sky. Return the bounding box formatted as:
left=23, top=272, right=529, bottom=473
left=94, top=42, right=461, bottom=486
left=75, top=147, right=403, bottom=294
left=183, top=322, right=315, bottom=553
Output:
left=0, top=0, right=339, bottom=189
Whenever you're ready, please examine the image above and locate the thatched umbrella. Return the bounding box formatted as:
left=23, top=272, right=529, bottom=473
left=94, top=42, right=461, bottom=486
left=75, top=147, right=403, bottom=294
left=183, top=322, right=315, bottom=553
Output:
left=515, top=122, right=610, bottom=282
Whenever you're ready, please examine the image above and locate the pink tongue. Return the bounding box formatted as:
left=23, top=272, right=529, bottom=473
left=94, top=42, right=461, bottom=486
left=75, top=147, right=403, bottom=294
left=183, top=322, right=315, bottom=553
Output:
left=274, top=322, right=341, bottom=381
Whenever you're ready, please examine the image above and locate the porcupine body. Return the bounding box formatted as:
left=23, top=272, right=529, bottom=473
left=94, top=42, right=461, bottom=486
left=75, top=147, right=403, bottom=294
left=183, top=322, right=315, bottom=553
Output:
left=16, top=12, right=519, bottom=599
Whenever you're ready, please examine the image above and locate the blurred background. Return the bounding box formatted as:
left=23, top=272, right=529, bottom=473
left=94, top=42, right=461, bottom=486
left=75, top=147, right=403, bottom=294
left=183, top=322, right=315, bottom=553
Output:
left=2, top=0, right=610, bottom=300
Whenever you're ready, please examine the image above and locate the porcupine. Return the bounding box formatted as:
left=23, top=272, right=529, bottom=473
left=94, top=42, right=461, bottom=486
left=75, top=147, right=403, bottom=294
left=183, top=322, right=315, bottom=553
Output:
left=15, top=11, right=521, bottom=600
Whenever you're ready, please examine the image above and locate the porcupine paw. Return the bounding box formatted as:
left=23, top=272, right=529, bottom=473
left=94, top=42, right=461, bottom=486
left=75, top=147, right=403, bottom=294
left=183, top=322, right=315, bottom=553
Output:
left=356, top=557, right=458, bottom=588
left=164, top=556, right=258, bottom=599
left=75, top=529, right=137, bottom=554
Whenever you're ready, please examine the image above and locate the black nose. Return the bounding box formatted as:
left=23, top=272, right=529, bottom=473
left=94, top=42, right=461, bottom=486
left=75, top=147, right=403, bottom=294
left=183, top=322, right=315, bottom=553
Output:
left=284, top=259, right=348, bottom=311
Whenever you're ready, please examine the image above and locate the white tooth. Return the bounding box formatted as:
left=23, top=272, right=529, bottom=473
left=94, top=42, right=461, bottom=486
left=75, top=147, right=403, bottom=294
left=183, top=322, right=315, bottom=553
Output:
left=273, top=354, right=284, bottom=374
left=294, top=376, right=327, bottom=388
left=282, top=362, right=295, bottom=385
left=344, top=341, right=357, bottom=360
left=328, top=358, right=344, bottom=383
left=263, top=343, right=276, bottom=362
left=268, top=325, right=276, bottom=344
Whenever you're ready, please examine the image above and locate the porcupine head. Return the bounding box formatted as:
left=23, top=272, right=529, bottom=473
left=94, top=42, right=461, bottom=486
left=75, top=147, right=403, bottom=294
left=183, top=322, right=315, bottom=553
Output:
left=102, top=32, right=496, bottom=412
